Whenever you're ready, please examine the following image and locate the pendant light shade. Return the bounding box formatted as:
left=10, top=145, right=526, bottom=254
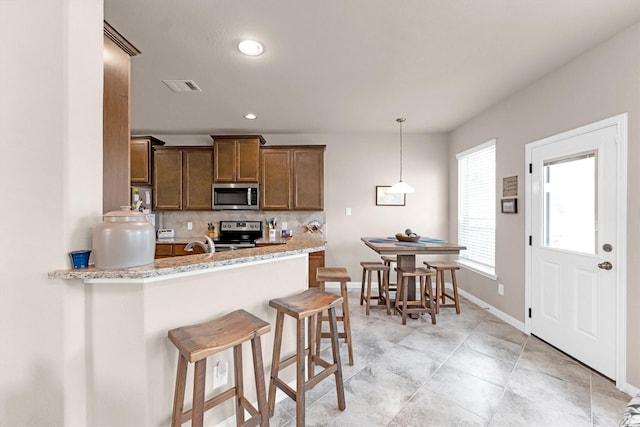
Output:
left=387, top=117, right=415, bottom=194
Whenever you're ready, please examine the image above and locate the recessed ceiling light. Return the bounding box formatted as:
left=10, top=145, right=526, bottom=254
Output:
left=244, top=113, right=257, bottom=120
left=238, top=40, right=264, bottom=56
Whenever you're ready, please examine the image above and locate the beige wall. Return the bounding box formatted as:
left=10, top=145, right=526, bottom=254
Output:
left=448, top=22, right=640, bottom=389
left=0, top=0, right=104, bottom=425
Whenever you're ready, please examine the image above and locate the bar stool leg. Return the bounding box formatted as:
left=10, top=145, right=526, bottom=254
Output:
left=360, top=268, right=366, bottom=306
left=250, top=335, right=269, bottom=427
left=268, top=312, right=285, bottom=417
left=328, top=306, right=346, bottom=411
left=171, top=355, right=188, bottom=427
left=233, top=344, right=244, bottom=426
left=340, top=281, right=354, bottom=365
left=451, top=270, right=461, bottom=314
left=440, top=270, right=446, bottom=306
left=365, top=271, right=373, bottom=315
left=435, top=270, right=443, bottom=314
left=295, top=318, right=305, bottom=427
left=192, top=359, right=206, bottom=427
left=383, top=270, right=391, bottom=315
left=309, top=313, right=317, bottom=381
left=426, top=275, right=436, bottom=324
left=394, top=278, right=403, bottom=317
left=401, top=276, right=409, bottom=325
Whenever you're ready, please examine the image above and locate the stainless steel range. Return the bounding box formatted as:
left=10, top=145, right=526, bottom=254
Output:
left=214, top=220, right=263, bottom=251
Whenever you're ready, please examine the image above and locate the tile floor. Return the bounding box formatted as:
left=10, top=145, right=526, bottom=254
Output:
left=270, top=289, right=631, bottom=426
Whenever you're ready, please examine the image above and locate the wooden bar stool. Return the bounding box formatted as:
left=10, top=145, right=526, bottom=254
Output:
left=359, top=262, right=391, bottom=315
left=315, top=267, right=354, bottom=365
left=424, top=261, right=461, bottom=314
left=395, top=267, right=437, bottom=325
left=268, top=289, right=346, bottom=427
left=168, top=309, right=270, bottom=427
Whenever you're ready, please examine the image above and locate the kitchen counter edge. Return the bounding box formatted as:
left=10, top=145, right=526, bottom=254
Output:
left=49, top=234, right=325, bottom=282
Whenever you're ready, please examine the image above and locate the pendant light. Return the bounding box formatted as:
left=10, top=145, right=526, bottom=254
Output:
left=387, top=117, right=415, bottom=194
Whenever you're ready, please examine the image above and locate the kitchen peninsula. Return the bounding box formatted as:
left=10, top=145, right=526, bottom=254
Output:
left=49, top=233, right=324, bottom=426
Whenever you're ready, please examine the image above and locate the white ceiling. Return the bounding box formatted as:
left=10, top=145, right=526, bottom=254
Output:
left=104, top=0, right=640, bottom=135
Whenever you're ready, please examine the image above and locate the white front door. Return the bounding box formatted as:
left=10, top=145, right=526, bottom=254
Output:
left=528, top=119, right=621, bottom=379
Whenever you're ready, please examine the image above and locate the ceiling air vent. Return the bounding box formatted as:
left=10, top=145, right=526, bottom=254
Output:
left=162, top=79, right=202, bottom=93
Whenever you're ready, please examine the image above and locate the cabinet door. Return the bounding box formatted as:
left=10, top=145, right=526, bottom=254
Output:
left=213, top=140, right=236, bottom=182
left=183, top=148, right=213, bottom=210
left=293, top=148, right=324, bottom=210
left=154, top=149, right=183, bottom=210
left=236, top=138, right=260, bottom=182
left=260, top=148, right=291, bottom=210
left=155, top=244, right=174, bottom=259
left=130, top=138, right=150, bottom=184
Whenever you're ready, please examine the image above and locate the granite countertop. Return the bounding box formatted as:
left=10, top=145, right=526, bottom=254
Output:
left=49, top=233, right=325, bottom=282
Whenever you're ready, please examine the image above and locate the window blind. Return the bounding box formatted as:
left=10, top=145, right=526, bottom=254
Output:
left=457, top=141, right=496, bottom=275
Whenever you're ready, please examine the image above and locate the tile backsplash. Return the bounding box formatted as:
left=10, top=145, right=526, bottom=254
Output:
left=157, top=210, right=326, bottom=239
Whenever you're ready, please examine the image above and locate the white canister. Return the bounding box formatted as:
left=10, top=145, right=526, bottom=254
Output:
left=92, top=209, right=156, bottom=269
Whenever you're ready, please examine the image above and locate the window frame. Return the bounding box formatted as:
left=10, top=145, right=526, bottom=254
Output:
left=456, top=139, right=497, bottom=279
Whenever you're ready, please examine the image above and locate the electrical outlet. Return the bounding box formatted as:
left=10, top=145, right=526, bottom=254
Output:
left=187, top=221, right=193, bottom=230
left=498, top=283, right=504, bottom=296
left=345, top=208, right=352, bottom=216
left=213, top=360, right=228, bottom=388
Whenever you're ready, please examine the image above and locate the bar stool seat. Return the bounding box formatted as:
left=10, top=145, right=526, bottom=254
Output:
left=424, top=261, right=461, bottom=314
left=168, top=309, right=270, bottom=427
left=395, top=267, right=437, bottom=325
left=360, top=261, right=391, bottom=315
left=315, top=267, right=354, bottom=365
left=268, top=289, right=346, bottom=427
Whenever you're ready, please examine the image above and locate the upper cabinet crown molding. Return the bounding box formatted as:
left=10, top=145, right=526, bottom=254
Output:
left=104, top=21, right=140, bottom=57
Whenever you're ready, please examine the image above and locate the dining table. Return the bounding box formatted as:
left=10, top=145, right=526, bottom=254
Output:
left=361, top=236, right=466, bottom=303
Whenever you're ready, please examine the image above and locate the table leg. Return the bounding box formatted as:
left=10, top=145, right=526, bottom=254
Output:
left=396, top=254, right=416, bottom=301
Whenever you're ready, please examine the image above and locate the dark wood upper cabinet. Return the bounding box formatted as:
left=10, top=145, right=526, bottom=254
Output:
left=292, top=148, right=324, bottom=210
left=183, top=148, right=213, bottom=210
left=130, top=136, right=165, bottom=185
left=260, top=148, right=292, bottom=210
left=103, top=22, right=140, bottom=213
left=212, top=135, right=265, bottom=183
left=153, top=147, right=212, bottom=210
left=153, top=149, right=182, bottom=210
left=260, top=145, right=325, bottom=211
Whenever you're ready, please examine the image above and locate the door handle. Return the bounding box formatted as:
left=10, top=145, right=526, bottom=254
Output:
left=598, top=261, right=613, bottom=270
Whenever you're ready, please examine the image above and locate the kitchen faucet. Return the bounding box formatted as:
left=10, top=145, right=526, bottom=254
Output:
left=184, top=236, right=215, bottom=254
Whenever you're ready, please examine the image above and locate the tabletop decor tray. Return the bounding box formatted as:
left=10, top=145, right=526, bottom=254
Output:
left=395, top=233, right=421, bottom=242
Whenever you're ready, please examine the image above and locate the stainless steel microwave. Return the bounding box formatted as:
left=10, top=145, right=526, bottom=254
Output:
left=212, top=183, right=259, bottom=210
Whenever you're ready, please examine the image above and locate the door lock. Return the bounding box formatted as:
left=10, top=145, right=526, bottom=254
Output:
left=597, top=261, right=613, bottom=270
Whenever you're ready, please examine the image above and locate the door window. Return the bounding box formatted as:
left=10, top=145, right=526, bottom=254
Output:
left=543, top=151, right=597, bottom=254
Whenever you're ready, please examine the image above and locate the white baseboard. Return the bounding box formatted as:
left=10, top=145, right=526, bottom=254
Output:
left=456, top=288, right=526, bottom=333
